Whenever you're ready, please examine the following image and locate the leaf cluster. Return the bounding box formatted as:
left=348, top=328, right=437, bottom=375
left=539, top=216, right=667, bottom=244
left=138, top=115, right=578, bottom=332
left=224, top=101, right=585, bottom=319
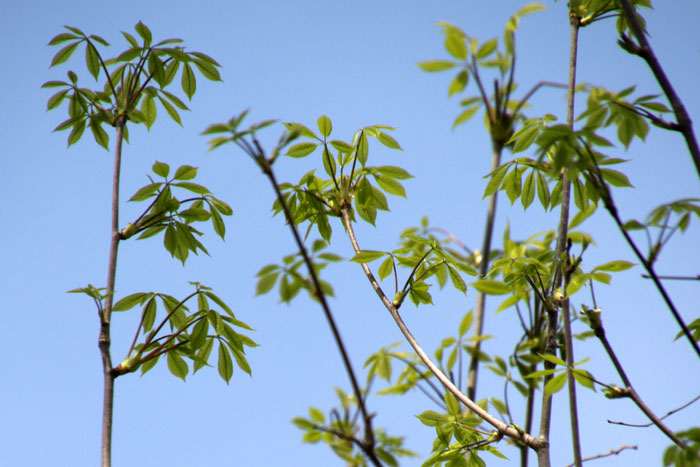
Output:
left=124, top=161, right=233, bottom=264
left=44, top=21, right=222, bottom=148
left=292, top=389, right=417, bottom=467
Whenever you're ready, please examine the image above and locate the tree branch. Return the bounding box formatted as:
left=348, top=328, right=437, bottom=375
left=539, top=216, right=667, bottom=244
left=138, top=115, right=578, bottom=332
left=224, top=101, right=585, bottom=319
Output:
left=617, top=0, right=700, bottom=180
left=339, top=208, right=546, bottom=453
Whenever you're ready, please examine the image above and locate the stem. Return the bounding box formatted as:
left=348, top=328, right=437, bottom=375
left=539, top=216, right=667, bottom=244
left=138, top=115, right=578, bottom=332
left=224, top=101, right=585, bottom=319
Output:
left=466, top=140, right=502, bottom=400
left=617, top=0, right=700, bottom=181
left=100, top=116, right=126, bottom=467
left=539, top=14, right=582, bottom=467
left=265, top=168, right=381, bottom=466
left=590, top=320, right=686, bottom=447
left=581, top=147, right=700, bottom=359
left=561, top=15, right=583, bottom=467
left=340, top=209, right=545, bottom=452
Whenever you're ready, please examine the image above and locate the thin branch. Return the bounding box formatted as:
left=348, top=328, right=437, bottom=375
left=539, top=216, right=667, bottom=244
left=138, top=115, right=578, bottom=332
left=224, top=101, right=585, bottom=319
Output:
left=580, top=143, right=700, bottom=359
left=263, top=165, right=381, bottom=466
left=642, top=274, right=700, bottom=281
left=99, top=115, right=127, bottom=467
left=563, top=445, right=638, bottom=467
left=340, top=208, right=545, bottom=452
left=584, top=309, right=687, bottom=448
left=617, top=0, right=700, bottom=180
left=608, top=393, right=700, bottom=428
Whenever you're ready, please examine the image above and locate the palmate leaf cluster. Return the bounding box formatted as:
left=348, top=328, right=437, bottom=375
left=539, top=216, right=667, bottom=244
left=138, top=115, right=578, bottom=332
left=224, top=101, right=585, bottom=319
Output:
left=111, top=283, right=256, bottom=383
left=292, top=388, right=418, bottom=467
left=43, top=21, right=222, bottom=149
left=255, top=239, right=341, bottom=304
left=125, top=161, right=233, bottom=264
left=48, top=22, right=249, bottom=389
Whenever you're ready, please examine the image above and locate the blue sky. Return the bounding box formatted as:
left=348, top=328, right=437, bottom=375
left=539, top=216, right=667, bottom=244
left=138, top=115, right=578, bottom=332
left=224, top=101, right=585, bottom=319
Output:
left=2, top=1, right=699, bottom=466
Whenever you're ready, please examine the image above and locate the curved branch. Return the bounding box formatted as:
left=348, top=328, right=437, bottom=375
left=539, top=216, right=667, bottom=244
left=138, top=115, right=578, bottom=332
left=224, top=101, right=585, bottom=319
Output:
left=340, top=208, right=545, bottom=452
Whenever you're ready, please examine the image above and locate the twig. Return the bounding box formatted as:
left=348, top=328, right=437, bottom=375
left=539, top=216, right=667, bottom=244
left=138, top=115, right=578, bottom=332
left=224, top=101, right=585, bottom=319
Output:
left=608, top=393, right=700, bottom=428
left=563, top=444, right=637, bottom=467
left=642, top=274, right=700, bottom=281
left=582, top=308, right=687, bottom=448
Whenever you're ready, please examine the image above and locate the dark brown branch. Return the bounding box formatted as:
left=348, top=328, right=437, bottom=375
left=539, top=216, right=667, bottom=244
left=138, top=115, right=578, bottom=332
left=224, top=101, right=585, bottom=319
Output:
left=262, top=163, right=381, bottom=466
left=583, top=309, right=687, bottom=448
left=617, top=0, right=700, bottom=180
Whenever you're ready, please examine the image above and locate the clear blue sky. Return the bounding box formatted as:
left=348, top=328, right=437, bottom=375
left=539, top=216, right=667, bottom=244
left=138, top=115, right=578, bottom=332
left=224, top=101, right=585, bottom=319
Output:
left=2, top=1, right=698, bottom=466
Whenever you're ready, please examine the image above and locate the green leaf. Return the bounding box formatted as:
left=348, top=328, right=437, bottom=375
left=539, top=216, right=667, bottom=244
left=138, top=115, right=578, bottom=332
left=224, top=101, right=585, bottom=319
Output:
left=350, top=250, right=386, bottom=263
left=376, top=165, right=413, bottom=179
left=452, top=105, right=479, bottom=130
left=504, top=167, right=522, bottom=204
left=166, top=352, right=188, bottom=381
left=85, top=43, right=101, bottom=80
left=445, top=33, right=467, bottom=60
left=471, top=279, right=511, bottom=295
left=374, top=174, right=406, bottom=197
left=593, top=260, right=635, bottom=272
left=459, top=310, right=473, bottom=336
left=536, top=171, right=551, bottom=209
left=309, top=407, right=325, bottom=423
left=158, top=95, right=182, bottom=126
left=476, top=38, right=498, bottom=60
left=209, top=196, right=233, bottom=216
left=483, top=165, right=508, bottom=198
left=134, top=21, right=152, bottom=45
left=181, top=62, right=196, bottom=100
left=521, top=171, right=535, bottom=209
left=447, top=266, right=467, bottom=294
left=283, top=122, right=317, bottom=139
left=48, top=32, right=78, bottom=46
left=417, top=60, right=457, bottom=72
left=448, top=70, right=469, bottom=96
left=210, top=205, right=225, bottom=238
left=218, top=342, right=233, bottom=383
left=173, top=182, right=210, bottom=194
left=317, top=115, right=332, bottom=138
left=112, top=292, right=153, bottom=311
left=517, top=3, right=546, bottom=17
left=445, top=392, right=460, bottom=416
left=141, top=95, right=157, bottom=130
left=256, top=272, right=279, bottom=295
left=378, top=256, right=394, bottom=280
left=174, top=165, right=198, bottom=180
left=416, top=410, right=448, bottom=427
left=286, top=142, right=318, bottom=158
left=377, top=131, right=402, bottom=150
left=90, top=120, right=109, bottom=150
left=67, top=119, right=86, bottom=146
left=600, top=168, right=633, bottom=188
left=544, top=372, right=567, bottom=396
left=192, top=59, right=222, bottom=81
left=51, top=42, right=80, bottom=67
left=152, top=161, right=170, bottom=178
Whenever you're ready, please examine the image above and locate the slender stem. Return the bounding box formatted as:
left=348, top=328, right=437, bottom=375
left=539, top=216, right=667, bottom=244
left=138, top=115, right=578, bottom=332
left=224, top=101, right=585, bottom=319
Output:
left=264, top=168, right=381, bottom=466
left=466, top=140, right=502, bottom=400
left=617, top=0, right=700, bottom=181
left=581, top=148, right=700, bottom=359
left=561, top=15, right=583, bottom=467
left=340, top=209, right=545, bottom=451
left=100, top=116, right=126, bottom=467
left=563, top=445, right=637, bottom=467
left=591, top=321, right=686, bottom=447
